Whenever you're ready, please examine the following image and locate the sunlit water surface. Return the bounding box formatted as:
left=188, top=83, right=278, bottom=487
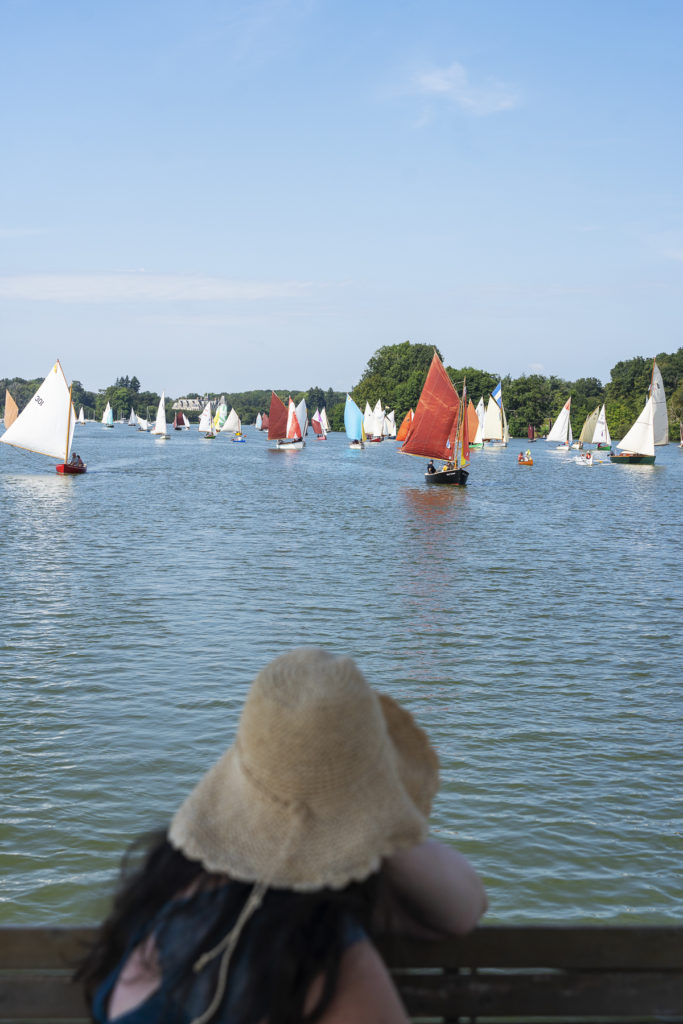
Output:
left=1, top=427, right=681, bottom=924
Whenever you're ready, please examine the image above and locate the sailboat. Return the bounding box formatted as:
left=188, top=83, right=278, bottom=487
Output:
left=213, top=399, right=228, bottom=435
left=101, top=401, right=114, bottom=428
left=481, top=383, right=508, bottom=447
left=468, top=397, right=485, bottom=449
left=198, top=401, right=215, bottom=438
left=3, top=389, right=18, bottom=430
left=311, top=409, right=327, bottom=440
left=344, top=395, right=365, bottom=448
left=592, top=405, right=611, bottom=450
left=151, top=392, right=170, bottom=439
left=610, top=396, right=656, bottom=465
left=399, top=352, right=469, bottom=485
left=320, top=408, right=331, bottom=433
left=268, top=392, right=305, bottom=449
left=128, top=407, right=137, bottom=427
left=254, top=412, right=263, bottom=430
left=137, top=416, right=149, bottom=432
left=575, top=406, right=600, bottom=449
left=649, top=359, right=669, bottom=445
left=546, top=398, right=572, bottom=449
left=77, top=406, right=86, bottom=426
left=220, top=407, right=244, bottom=441
left=172, top=411, right=184, bottom=431
left=0, top=361, right=86, bottom=474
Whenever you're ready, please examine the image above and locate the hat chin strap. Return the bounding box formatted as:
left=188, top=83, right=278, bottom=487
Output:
left=188, top=803, right=306, bottom=1024
left=189, top=880, right=267, bottom=1024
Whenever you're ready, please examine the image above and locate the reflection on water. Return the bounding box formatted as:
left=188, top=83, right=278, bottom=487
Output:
left=1, top=429, right=682, bottom=924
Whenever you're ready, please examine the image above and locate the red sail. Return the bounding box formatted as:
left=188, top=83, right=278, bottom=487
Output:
left=399, top=353, right=459, bottom=461
left=311, top=417, right=323, bottom=435
left=261, top=413, right=269, bottom=430
left=395, top=408, right=414, bottom=442
left=267, top=392, right=288, bottom=440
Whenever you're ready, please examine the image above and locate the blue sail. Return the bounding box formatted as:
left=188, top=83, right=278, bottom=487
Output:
left=344, top=394, right=363, bottom=440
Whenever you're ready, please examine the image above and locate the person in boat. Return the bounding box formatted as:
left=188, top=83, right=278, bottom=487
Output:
left=426, top=459, right=437, bottom=474
left=518, top=451, right=525, bottom=461
left=77, top=649, right=487, bottom=1024
left=69, top=453, right=84, bottom=468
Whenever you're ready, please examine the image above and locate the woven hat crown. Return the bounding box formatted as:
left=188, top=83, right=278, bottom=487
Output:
left=170, top=648, right=439, bottom=889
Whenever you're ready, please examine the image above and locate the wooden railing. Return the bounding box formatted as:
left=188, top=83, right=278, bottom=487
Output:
left=1, top=925, right=682, bottom=1022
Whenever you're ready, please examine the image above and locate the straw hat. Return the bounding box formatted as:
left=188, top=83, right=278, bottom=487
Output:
left=169, top=648, right=439, bottom=891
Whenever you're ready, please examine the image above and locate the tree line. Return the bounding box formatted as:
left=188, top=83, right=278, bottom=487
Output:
left=2, top=346, right=681, bottom=438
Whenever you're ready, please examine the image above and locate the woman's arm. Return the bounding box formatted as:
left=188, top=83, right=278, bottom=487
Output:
left=307, top=939, right=410, bottom=1024
left=382, top=839, right=487, bottom=937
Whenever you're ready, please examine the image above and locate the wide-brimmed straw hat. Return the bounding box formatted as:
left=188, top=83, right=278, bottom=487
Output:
left=169, top=648, right=439, bottom=891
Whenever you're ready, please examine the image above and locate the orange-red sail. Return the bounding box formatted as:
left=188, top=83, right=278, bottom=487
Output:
left=286, top=397, right=302, bottom=440
left=466, top=399, right=478, bottom=445
left=399, top=353, right=460, bottom=461
left=267, top=392, right=287, bottom=440
left=395, top=408, right=413, bottom=442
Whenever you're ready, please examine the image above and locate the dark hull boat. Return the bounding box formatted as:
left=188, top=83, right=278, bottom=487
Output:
left=425, top=466, right=469, bottom=485
left=399, top=352, right=471, bottom=486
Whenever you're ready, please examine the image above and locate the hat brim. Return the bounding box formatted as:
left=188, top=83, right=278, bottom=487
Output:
left=169, top=691, right=438, bottom=891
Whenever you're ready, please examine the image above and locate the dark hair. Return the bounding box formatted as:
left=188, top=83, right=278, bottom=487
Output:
left=76, top=830, right=386, bottom=1024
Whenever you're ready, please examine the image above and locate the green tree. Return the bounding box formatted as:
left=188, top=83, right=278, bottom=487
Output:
left=352, top=341, right=440, bottom=419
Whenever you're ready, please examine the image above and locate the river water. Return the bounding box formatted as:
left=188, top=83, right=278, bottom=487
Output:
left=1, top=426, right=681, bottom=925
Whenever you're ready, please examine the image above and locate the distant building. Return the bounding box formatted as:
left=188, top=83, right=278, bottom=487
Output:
left=172, top=397, right=204, bottom=411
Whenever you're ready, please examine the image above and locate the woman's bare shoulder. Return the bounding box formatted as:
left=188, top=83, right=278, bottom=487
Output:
left=310, top=938, right=410, bottom=1024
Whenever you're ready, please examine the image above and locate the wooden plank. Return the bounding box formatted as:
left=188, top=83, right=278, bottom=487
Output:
left=380, top=925, right=683, bottom=969
left=0, top=930, right=94, bottom=970
left=393, top=970, right=683, bottom=1017
left=0, top=974, right=89, bottom=1020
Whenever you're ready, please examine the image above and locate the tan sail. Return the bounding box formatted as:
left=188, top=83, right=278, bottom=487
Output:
left=579, top=406, right=600, bottom=444
left=4, top=389, right=18, bottom=429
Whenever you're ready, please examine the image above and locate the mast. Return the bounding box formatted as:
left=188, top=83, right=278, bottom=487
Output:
left=65, top=385, right=73, bottom=463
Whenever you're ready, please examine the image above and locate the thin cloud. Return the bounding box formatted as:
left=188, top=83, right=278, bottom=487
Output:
left=0, top=227, right=43, bottom=238
left=411, top=61, right=520, bottom=116
left=0, top=274, right=313, bottom=303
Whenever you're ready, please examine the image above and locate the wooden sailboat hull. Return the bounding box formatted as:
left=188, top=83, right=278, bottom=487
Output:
left=425, top=467, right=469, bottom=486
left=275, top=438, right=305, bottom=449
left=56, top=463, right=87, bottom=475
left=517, top=458, right=533, bottom=466
left=610, top=453, right=655, bottom=465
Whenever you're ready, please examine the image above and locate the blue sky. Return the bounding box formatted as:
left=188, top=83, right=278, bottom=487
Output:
left=1, top=0, right=681, bottom=396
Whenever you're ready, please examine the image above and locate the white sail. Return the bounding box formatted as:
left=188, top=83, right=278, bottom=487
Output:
left=295, top=398, right=308, bottom=437
left=0, top=360, right=76, bottom=462
left=617, top=395, right=655, bottom=456
left=592, top=405, right=611, bottom=445
left=650, top=360, right=669, bottom=445
left=221, top=407, right=241, bottom=433
left=546, top=399, right=571, bottom=443
left=363, top=402, right=373, bottom=436
left=77, top=406, right=85, bottom=424
left=152, top=392, right=168, bottom=435
left=102, top=401, right=114, bottom=426
left=255, top=412, right=262, bottom=430
left=182, top=413, right=190, bottom=429
left=503, top=406, right=510, bottom=444
left=128, top=407, right=137, bottom=426
left=482, top=396, right=503, bottom=441
left=137, top=417, right=149, bottom=431
left=320, top=407, right=331, bottom=432
left=198, top=402, right=212, bottom=432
